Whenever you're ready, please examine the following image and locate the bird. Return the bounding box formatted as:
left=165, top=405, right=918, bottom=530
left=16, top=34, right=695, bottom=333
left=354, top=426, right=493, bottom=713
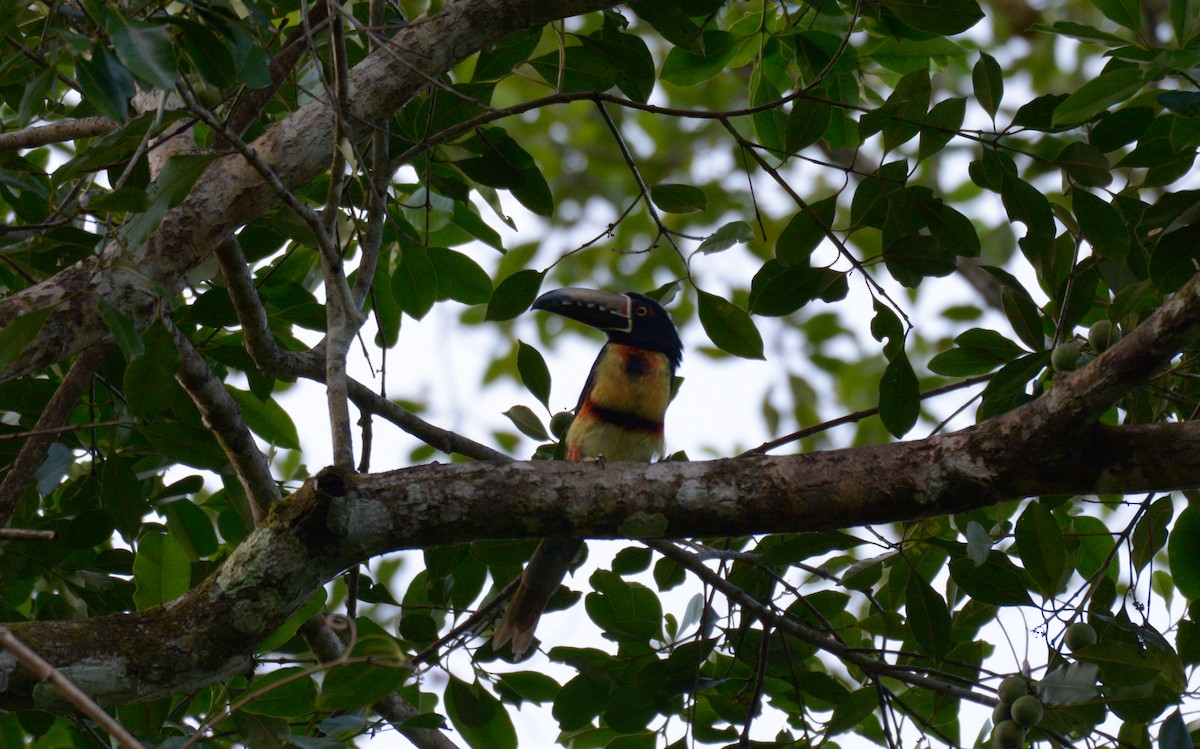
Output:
left=492, top=287, right=683, bottom=658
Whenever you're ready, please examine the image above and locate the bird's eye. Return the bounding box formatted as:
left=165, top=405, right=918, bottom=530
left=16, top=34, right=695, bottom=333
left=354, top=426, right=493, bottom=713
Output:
left=636, top=306, right=648, bottom=317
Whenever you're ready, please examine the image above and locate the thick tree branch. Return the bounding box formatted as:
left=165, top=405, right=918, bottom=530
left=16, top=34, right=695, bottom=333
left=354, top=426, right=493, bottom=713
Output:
left=4, top=267, right=1200, bottom=708
left=0, top=0, right=623, bottom=382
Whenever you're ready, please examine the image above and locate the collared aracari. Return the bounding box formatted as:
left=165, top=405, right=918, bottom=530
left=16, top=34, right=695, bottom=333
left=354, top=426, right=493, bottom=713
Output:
left=492, top=288, right=683, bottom=657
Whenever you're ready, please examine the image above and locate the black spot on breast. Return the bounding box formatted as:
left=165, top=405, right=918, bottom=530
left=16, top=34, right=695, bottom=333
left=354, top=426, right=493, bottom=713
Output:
left=624, top=351, right=648, bottom=378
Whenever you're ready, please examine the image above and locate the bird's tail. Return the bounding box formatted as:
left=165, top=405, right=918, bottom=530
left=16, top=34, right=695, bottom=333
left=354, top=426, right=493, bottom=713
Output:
left=493, top=538, right=583, bottom=658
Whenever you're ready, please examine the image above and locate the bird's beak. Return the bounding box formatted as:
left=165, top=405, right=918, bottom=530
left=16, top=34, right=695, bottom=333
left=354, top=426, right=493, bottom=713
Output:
left=532, top=288, right=633, bottom=334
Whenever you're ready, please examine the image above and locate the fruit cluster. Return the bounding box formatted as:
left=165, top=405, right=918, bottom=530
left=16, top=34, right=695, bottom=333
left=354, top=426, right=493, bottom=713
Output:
left=990, top=675, right=1044, bottom=748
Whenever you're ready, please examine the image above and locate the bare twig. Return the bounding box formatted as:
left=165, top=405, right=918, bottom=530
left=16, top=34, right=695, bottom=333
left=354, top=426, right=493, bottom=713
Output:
left=169, top=323, right=280, bottom=523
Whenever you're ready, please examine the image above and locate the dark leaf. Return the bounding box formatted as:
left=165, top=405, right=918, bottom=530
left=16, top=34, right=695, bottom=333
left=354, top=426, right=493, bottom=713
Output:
left=486, top=269, right=545, bottom=321
left=879, top=350, right=919, bottom=437
left=516, top=341, right=552, bottom=409
left=697, top=290, right=765, bottom=359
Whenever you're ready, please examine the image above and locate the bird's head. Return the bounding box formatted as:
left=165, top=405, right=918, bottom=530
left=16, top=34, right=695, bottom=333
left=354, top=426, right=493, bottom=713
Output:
left=532, top=288, right=683, bottom=370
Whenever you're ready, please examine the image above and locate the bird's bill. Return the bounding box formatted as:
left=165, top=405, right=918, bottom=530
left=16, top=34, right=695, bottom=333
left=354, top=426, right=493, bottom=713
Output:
left=532, top=288, right=633, bottom=333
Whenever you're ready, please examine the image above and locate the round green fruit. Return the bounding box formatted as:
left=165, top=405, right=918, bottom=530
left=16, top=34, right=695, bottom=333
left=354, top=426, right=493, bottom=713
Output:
left=1051, top=341, right=1081, bottom=372
left=1088, top=320, right=1121, bottom=353
left=1063, top=621, right=1097, bottom=652
left=549, top=411, right=574, bottom=440
left=997, top=675, right=1030, bottom=704
left=992, top=702, right=1011, bottom=725
left=992, top=720, right=1026, bottom=749
left=1010, top=695, right=1044, bottom=728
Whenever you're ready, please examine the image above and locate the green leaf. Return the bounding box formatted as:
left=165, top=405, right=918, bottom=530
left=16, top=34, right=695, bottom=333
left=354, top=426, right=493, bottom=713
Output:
left=102, top=457, right=148, bottom=543
left=161, top=497, right=217, bottom=559
left=629, top=0, right=704, bottom=54
left=750, top=69, right=787, bottom=155
left=76, top=46, right=134, bottom=122
left=979, top=351, right=1050, bottom=419
left=428, top=248, right=492, bottom=305
left=786, top=96, right=833, bottom=153
left=1056, top=142, right=1112, bottom=188
left=928, top=328, right=1026, bottom=376
left=918, top=96, right=965, bottom=162
left=697, top=290, right=764, bottom=359
left=1000, top=172, right=1055, bottom=237
left=660, top=31, right=738, bottom=86
left=1073, top=189, right=1128, bottom=261
left=473, top=28, right=542, bottom=82
left=0, top=308, right=53, bottom=370
left=486, top=269, right=545, bottom=321
left=697, top=221, right=753, bottom=254
left=133, top=530, right=191, bottom=609
left=776, top=197, right=836, bottom=267
left=1161, top=710, right=1191, bottom=749
left=1001, top=287, right=1045, bottom=352
left=445, top=675, right=517, bottom=749
left=97, top=298, right=144, bottom=359
left=1168, top=506, right=1200, bottom=599
left=138, top=423, right=230, bottom=471
left=882, top=234, right=957, bottom=287
left=495, top=671, right=561, bottom=705
left=319, top=660, right=408, bottom=711
left=1131, top=497, right=1172, bottom=572
left=1150, top=223, right=1200, bottom=294
left=972, top=53, right=1003, bottom=120
left=585, top=570, right=662, bottom=642
left=516, top=341, right=552, bottom=409
left=458, top=129, right=553, bottom=217
left=239, top=668, right=318, bottom=718
left=1093, top=0, right=1142, bottom=32
left=906, top=573, right=952, bottom=663
left=503, top=405, right=550, bottom=441
left=650, top=184, right=707, bottom=214
left=750, top=264, right=848, bottom=316
left=879, top=350, right=919, bottom=437
left=1052, top=67, right=1144, bottom=126
left=884, top=0, right=984, bottom=35
left=949, top=555, right=1035, bottom=606
left=125, top=320, right=180, bottom=418
left=225, top=386, right=301, bottom=451
left=106, top=14, right=179, bottom=90
left=392, top=243, right=438, bottom=320
left=1015, top=500, right=1066, bottom=597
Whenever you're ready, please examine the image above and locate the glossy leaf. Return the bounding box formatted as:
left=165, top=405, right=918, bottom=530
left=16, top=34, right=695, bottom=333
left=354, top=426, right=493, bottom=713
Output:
left=1015, top=500, right=1066, bottom=597
left=906, top=573, right=952, bottom=662
left=486, top=270, right=545, bottom=321
left=650, top=184, right=707, bottom=214
left=445, top=675, right=517, bottom=749
left=697, top=290, right=764, bottom=360
left=106, top=14, right=178, bottom=90
left=133, top=531, right=190, bottom=609
left=776, top=197, right=836, bottom=267
left=516, top=341, right=552, bottom=409
left=1052, top=68, right=1144, bottom=126
left=879, top=350, right=919, bottom=437
left=1168, top=507, right=1200, bottom=599
left=972, top=53, right=1002, bottom=119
